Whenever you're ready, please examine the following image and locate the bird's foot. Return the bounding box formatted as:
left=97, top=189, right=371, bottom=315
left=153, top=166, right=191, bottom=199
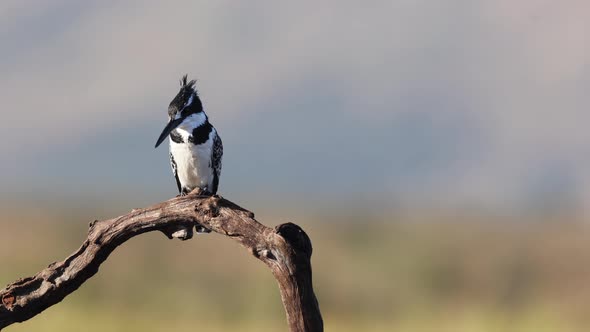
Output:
left=189, top=188, right=213, bottom=197
left=176, top=189, right=191, bottom=197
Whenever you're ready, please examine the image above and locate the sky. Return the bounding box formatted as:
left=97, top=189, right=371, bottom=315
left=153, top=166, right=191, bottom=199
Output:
left=0, top=0, right=589, bottom=214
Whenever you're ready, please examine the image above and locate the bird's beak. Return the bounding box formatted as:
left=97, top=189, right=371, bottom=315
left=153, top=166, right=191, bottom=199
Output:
left=155, top=118, right=183, bottom=148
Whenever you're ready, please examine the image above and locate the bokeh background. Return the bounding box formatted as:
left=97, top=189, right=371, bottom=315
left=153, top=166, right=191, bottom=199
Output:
left=1, top=1, right=589, bottom=331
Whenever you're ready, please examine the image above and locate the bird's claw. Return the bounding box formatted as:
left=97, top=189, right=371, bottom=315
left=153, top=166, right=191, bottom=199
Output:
left=189, top=188, right=213, bottom=196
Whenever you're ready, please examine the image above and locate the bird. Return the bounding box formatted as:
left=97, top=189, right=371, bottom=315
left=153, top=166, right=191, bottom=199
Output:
left=155, top=75, right=223, bottom=199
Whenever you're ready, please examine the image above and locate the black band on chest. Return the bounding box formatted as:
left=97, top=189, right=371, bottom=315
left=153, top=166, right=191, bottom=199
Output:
left=189, top=122, right=213, bottom=145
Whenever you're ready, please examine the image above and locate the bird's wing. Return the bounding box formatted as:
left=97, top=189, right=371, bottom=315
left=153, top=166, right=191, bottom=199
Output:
left=170, top=152, right=182, bottom=193
left=210, top=132, right=223, bottom=194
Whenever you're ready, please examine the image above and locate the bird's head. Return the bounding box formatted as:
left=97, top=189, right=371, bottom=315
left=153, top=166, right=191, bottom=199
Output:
left=155, top=75, right=203, bottom=148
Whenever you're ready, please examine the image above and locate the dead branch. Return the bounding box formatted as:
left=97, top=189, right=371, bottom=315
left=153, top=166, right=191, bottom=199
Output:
left=0, top=194, right=323, bottom=332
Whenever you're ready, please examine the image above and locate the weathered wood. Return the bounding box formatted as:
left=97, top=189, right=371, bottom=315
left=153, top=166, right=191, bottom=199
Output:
left=0, top=194, right=323, bottom=331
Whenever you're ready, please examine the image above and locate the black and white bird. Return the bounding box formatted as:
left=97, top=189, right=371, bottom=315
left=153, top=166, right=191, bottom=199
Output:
left=155, top=75, right=223, bottom=197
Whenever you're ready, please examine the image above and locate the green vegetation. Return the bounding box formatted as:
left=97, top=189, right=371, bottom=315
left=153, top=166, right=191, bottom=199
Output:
left=1, top=205, right=588, bottom=331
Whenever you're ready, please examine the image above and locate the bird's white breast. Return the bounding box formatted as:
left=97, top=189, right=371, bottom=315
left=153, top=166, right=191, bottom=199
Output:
left=169, top=115, right=216, bottom=192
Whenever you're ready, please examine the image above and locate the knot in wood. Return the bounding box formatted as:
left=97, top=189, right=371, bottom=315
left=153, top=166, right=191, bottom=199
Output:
left=275, top=223, right=313, bottom=258
left=196, top=197, right=220, bottom=218
left=2, top=293, right=15, bottom=310
left=255, top=248, right=276, bottom=260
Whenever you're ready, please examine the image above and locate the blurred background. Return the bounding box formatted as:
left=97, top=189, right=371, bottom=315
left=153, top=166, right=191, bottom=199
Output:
left=1, top=1, right=589, bottom=331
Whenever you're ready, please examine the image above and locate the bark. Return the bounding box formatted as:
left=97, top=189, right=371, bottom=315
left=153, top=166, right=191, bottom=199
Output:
left=0, top=194, right=323, bottom=331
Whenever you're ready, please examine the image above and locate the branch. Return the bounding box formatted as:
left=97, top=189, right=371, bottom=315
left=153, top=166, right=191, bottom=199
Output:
left=0, top=195, right=323, bottom=332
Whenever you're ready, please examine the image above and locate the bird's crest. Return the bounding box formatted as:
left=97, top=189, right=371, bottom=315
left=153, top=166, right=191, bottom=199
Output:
left=180, top=74, right=197, bottom=90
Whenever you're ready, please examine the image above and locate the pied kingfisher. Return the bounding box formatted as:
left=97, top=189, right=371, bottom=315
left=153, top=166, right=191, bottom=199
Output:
left=155, top=75, right=223, bottom=197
